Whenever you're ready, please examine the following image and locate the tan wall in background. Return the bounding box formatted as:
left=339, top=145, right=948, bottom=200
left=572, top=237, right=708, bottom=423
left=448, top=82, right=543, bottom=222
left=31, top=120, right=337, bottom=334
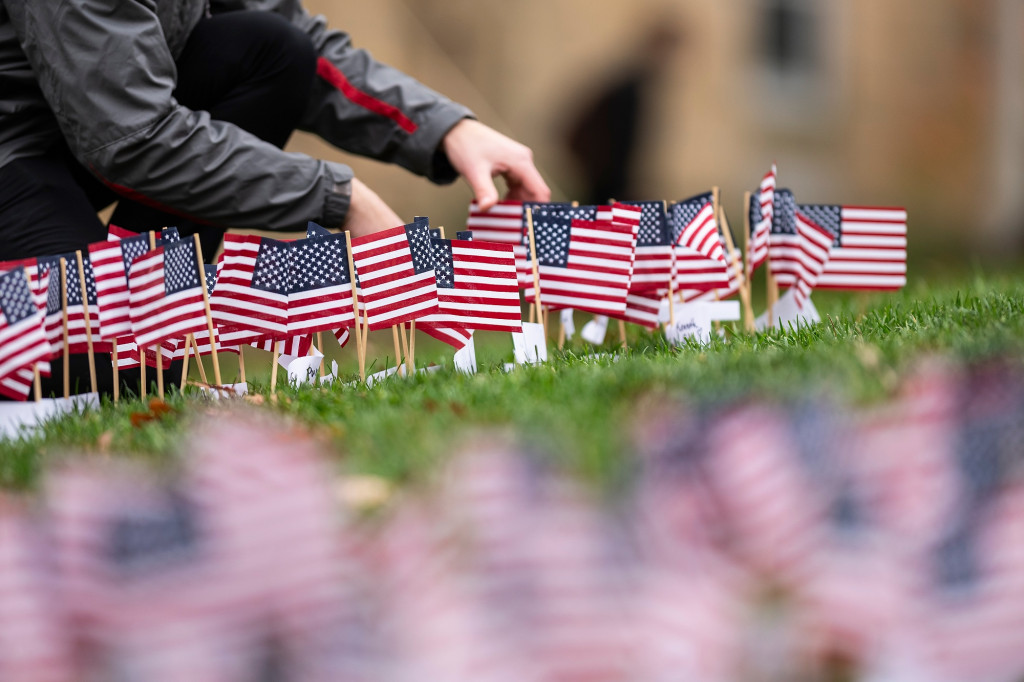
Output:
left=286, top=0, right=1015, bottom=254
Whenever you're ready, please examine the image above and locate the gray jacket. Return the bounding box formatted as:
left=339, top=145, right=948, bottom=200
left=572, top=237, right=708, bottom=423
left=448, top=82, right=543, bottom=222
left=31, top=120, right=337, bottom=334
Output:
left=0, top=0, right=473, bottom=230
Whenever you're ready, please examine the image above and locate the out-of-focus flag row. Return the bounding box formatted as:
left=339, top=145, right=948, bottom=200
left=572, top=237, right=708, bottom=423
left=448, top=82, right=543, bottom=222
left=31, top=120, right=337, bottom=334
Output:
left=1, top=360, right=1019, bottom=681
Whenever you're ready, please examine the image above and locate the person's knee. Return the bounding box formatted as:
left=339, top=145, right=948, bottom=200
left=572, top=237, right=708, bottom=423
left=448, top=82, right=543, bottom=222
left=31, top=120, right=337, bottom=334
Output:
left=245, top=11, right=317, bottom=83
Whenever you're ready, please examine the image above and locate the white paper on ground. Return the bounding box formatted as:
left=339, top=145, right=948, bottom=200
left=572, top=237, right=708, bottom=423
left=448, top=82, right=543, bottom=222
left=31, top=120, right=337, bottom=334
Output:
left=201, top=383, right=249, bottom=399
left=365, top=363, right=442, bottom=387
left=318, top=360, right=340, bottom=386
left=665, top=301, right=741, bottom=346
left=755, top=289, right=821, bottom=331
left=453, top=335, right=477, bottom=374
left=512, top=322, right=548, bottom=364
left=581, top=315, right=609, bottom=345
left=560, top=309, right=576, bottom=340
left=658, top=298, right=672, bottom=323
left=0, top=394, right=99, bottom=439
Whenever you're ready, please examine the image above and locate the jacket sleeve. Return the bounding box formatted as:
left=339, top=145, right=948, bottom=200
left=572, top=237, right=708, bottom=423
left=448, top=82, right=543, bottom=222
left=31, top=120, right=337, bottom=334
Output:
left=5, top=0, right=353, bottom=231
left=215, top=0, right=475, bottom=184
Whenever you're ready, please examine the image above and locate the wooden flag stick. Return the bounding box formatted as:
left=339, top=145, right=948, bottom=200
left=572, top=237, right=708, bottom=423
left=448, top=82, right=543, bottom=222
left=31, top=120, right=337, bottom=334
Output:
left=361, top=308, right=370, bottom=371
left=618, top=319, right=628, bottom=349
left=408, top=320, right=416, bottom=375
left=718, top=202, right=755, bottom=333
left=317, top=331, right=326, bottom=378
left=557, top=317, right=566, bottom=349
left=270, top=342, right=280, bottom=395
left=140, top=347, right=147, bottom=400
left=111, top=342, right=119, bottom=404
left=180, top=334, right=192, bottom=392
left=391, top=324, right=403, bottom=371
left=191, top=235, right=221, bottom=386
left=33, top=365, right=42, bottom=403
left=59, top=258, right=70, bottom=399
left=664, top=200, right=676, bottom=328
left=525, top=208, right=545, bottom=337
left=343, top=231, right=365, bottom=381
left=189, top=334, right=208, bottom=385
left=238, top=349, right=247, bottom=384
left=74, top=251, right=97, bottom=394
left=154, top=345, right=164, bottom=399
left=398, top=322, right=410, bottom=376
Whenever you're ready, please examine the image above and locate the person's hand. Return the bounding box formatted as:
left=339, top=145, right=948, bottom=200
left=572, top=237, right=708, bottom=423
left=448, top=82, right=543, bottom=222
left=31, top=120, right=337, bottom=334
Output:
left=343, top=177, right=404, bottom=238
left=442, top=119, right=551, bottom=211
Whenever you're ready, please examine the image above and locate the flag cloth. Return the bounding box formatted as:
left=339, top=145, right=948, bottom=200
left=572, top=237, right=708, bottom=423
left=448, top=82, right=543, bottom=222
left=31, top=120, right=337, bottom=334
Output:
left=350, top=222, right=439, bottom=331
left=670, top=193, right=725, bottom=264
left=287, top=234, right=357, bottom=337
left=768, top=188, right=800, bottom=287
left=63, top=253, right=102, bottom=353
left=622, top=291, right=664, bottom=329
left=619, top=201, right=674, bottom=292
left=419, top=324, right=473, bottom=351
left=128, top=240, right=208, bottom=348
left=424, top=237, right=523, bottom=334
left=466, top=200, right=531, bottom=288
left=747, top=164, right=776, bottom=276
left=0, top=267, right=50, bottom=388
left=210, top=234, right=290, bottom=342
left=792, top=206, right=837, bottom=308
left=89, top=229, right=152, bottom=341
left=798, top=206, right=908, bottom=291
left=527, top=206, right=635, bottom=316
left=0, top=262, right=52, bottom=400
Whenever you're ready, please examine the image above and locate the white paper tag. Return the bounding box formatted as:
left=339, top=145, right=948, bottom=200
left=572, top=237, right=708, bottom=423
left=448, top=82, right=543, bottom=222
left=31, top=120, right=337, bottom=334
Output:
left=0, top=397, right=93, bottom=439
left=560, top=309, right=576, bottom=340
left=286, top=355, right=323, bottom=387
left=664, top=302, right=740, bottom=346
left=201, top=383, right=249, bottom=399
left=512, top=322, right=548, bottom=364
left=755, top=289, right=821, bottom=331
left=453, top=335, right=477, bottom=374
left=581, top=315, right=609, bottom=345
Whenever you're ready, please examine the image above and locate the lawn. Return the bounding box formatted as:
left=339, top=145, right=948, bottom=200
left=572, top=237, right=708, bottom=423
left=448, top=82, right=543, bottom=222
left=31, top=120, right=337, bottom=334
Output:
left=2, top=268, right=1023, bottom=493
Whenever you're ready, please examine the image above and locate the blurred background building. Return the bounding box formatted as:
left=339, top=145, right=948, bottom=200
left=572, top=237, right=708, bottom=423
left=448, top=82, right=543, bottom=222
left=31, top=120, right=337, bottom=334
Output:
left=290, top=0, right=1024, bottom=263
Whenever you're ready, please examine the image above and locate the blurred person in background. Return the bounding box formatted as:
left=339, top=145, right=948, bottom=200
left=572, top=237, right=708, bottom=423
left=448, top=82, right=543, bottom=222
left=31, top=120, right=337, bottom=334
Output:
left=565, top=18, right=685, bottom=205
left=0, top=0, right=548, bottom=398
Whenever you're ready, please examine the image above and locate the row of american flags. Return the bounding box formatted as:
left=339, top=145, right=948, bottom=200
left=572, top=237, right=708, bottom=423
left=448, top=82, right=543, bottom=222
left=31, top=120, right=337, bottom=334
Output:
left=1, top=166, right=906, bottom=400
left=1, top=360, right=1019, bottom=681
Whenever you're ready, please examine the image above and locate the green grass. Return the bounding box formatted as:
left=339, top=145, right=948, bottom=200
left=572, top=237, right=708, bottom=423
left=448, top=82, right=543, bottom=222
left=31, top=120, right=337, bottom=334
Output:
left=3, top=270, right=1023, bottom=493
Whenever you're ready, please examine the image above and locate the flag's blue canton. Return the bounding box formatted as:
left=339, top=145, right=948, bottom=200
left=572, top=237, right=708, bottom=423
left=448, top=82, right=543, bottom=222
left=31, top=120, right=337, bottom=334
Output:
left=405, top=222, right=435, bottom=275
left=748, top=190, right=762, bottom=236
left=203, top=265, right=218, bottom=294
left=522, top=202, right=573, bottom=245
left=37, top=257, right=62, bottom=315
left=121, top=234, right=151, bottom=279
left=669, top=193, right=713, bottom=244
left=106, top=488, right=199, bottom=573
left=413, top=216, right=430, bottom=229
left=456, top=231, right=473, bottom=241
left=289, top=236, right=351, bottom=293
left=772, top=189, right=797, bottom=236
left=829, top=481, right=864, bottom=534
left=430, top=238, right=455, bottom=289
left=798, top=204, right=842, bottom=246
left=164, top=241, right=201, bottom=296
left=533, top=207, right=572, bottom=268
left=627, top=201, right=669, bottom=247
left=65, top=254, right=98, bottom=306
left=429, top=228, right=442, bottom=240
left=160, top=227, right=181, bottom=244
left=251, top=240, right=291, bottom=294
left=306, top=221, right=332, bottom=238
left=0, top=268, right=35, bottom=325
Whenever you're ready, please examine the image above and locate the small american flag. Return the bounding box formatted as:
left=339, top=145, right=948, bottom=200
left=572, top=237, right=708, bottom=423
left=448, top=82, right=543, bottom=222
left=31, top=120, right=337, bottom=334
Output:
left=351, top=222, right=439, bottom=331
left=527, top=207, right=635, bottom=317
left=466, top=200, right=530, bottom=288
left=287, top=234, right=357, bottom=336
left=89, top=228, right=152, bottom=341
left=128, top=240, right=208, bottom=348
left=670, top=193, right=725, bottom=264
left=0, top=262, right=53, bottom=400
left=424, top=237, right=522, bottom=334
left=768, top=188, right=800, bottom=287
left=159, top=226, right=180, bottom=244
left=619, top=201, right=674, bottom=292
left=799, top=206, right=908, bottom=291
left=747, top=164, right=776, bottom=276
left=63, top=253, right=102, bottom=353
left=793, top=206, right=838, bottom=308
left=0, top=267, right=50, bottom=385
left=210, top=234, right=290, bottom=343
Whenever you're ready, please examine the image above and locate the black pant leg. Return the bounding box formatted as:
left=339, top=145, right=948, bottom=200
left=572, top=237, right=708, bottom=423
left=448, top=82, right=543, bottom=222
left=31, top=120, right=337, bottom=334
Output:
left=109, top=10, right=318, bottom=259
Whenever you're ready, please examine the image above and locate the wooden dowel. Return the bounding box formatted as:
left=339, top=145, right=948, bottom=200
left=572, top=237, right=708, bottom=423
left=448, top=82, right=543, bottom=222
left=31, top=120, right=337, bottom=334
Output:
left=399, top=322, right=411, bottom=374
left=557, top=317, right=566, bottom=349
left=155, top=345, right=164, bottom=399
left=180, top=334, right=192, bottom=393
left=408, top=320, right=416, bottom=375
left=191, top=235, right=221, bottom=386
left=59, top=258, right=70, bottom=399
left=74, top=252, right=98, bottom=394
left=391, top=325, right=403, bottom=373
left=718, top=203, right=755, bottom=333
left=343, top=231, right=365, bottom=381
left=189, top=334, right=208, bottom=384
left=526, top=208, right=545, bottom=337
left=238, top=349, right=247, bottom=384
left=33, top=365, right=41, bottom=403
left=270, top=342, right=279, bottom=395
left=618, top=319, right=628, bottom=349
left=140, top=345, right=147, bottom=400
left=317, top=331, right=325, bottom=378
left=111, top=342, right=119, bottom=403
